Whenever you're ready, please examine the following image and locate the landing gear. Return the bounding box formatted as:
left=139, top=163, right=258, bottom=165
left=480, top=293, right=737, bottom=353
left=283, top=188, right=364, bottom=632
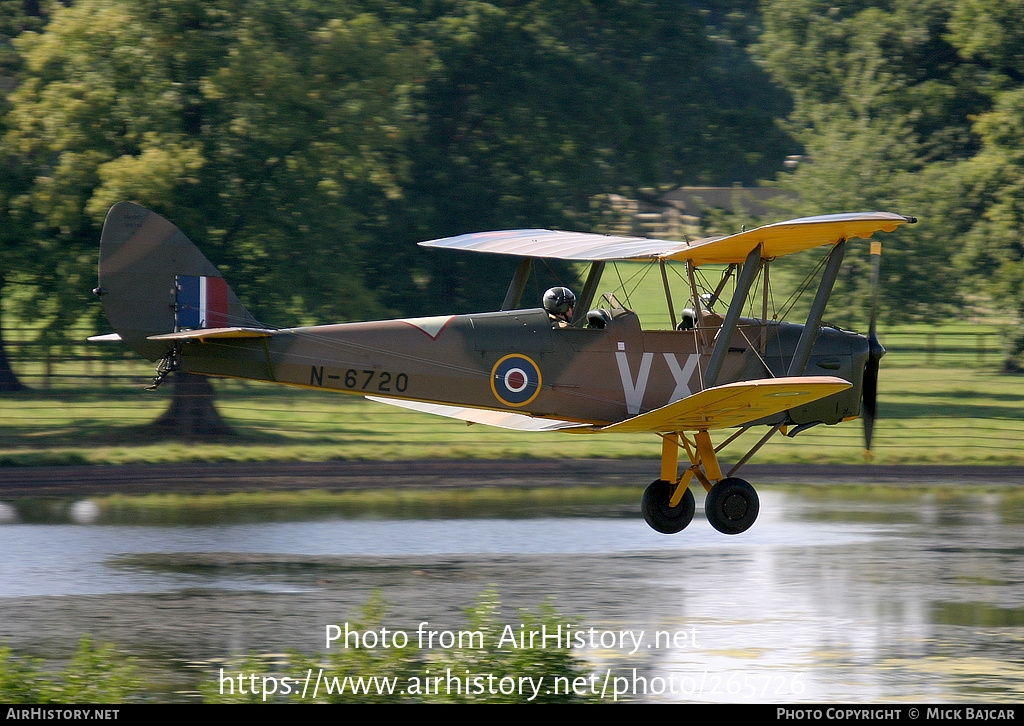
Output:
left=146, top=346, right=181, bottom=390
left=704, top=477, right=759, bottom=535
left=642, top=479, right=695, bottom=534
left=644, top=430, right=763, bottom=535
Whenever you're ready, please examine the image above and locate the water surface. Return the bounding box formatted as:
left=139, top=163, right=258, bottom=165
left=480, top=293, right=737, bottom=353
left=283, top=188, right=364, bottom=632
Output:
left=0, top=485, right=1021, bottom=703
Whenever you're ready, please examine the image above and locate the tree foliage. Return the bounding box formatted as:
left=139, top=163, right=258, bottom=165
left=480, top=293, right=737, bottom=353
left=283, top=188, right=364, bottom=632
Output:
left=366, top=0, right=795, bottom=315
left=0, top=636, right=141, bottom=703
left=4, top=0, right=1023, bottom=366
left=5, top=0, right=421, bottom=328
left=1, top=0, right=798, bottom=331
left=949, top=52, right=1024, bottom=364
left=752, top=0, right=999, bottom=326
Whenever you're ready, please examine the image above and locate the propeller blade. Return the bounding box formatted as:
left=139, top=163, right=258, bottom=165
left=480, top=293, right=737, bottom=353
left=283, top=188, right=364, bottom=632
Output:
left=863, top=241, right=884, bottom=457
left=862, top=347, right=880, bottom=450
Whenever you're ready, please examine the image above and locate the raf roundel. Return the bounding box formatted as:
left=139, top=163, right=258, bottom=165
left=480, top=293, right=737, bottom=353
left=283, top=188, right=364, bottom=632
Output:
left=490, top=354, right=542, bottom=407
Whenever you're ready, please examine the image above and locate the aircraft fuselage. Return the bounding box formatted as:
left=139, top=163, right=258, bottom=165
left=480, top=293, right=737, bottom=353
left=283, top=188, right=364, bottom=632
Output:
left=177, top=306, right=868, bottom=429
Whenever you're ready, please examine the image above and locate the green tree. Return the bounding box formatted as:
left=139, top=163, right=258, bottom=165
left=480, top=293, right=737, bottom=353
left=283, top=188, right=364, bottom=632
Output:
left=386, top=1, right=664, bottom=313
left=2, top=0, right=421, bottom=430
left=1, top=0, right=813, bottom=391
left=3, top=0, right=804, bottom=330
left=6, top=0, right=419, bottom=329
left=753, top=0, right=986, bottom=326
left=363, top=0, right=797, bottom=315
left=944, top=0, right=1024, bottom=366
left=0, top=0, right=57, bottom=391
left=757, top=0, right=987, bottom=161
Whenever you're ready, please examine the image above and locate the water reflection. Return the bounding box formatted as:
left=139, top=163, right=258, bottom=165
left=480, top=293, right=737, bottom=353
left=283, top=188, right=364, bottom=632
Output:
left=0, top=490, right=887, bottom=597
left=0, top=484, right=1022, bottom=703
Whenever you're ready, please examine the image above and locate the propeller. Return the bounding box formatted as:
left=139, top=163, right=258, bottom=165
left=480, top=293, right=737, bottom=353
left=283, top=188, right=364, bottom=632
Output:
left=862, top=240, right=885, bottom=458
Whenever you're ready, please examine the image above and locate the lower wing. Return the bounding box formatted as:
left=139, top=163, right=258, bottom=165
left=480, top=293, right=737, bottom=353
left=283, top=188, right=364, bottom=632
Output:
left=368, top=376, right=850, bottom=434
left=599, top=376, right=851, bottom=433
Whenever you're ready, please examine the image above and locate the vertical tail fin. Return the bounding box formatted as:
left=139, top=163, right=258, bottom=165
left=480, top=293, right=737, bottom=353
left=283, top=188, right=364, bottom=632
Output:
left=94, top=202, right=261, bottom=361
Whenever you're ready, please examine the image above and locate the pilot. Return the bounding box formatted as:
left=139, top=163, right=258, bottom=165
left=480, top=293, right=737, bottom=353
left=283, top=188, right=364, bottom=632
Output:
left=677, top=308, right=698, bottom=330
left=543, top=286, right=576, bottom=327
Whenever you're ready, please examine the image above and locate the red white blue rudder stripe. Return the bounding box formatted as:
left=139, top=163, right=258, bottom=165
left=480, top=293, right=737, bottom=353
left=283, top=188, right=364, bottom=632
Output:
left=176, top=275, right=230, bottom=329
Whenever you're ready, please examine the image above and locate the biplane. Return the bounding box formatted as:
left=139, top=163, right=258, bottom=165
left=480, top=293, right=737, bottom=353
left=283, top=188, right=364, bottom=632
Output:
left=91, top=202, right=915, bottom=535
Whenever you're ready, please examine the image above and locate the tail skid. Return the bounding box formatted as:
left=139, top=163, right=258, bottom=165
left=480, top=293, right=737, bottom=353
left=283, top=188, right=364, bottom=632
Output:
left=93, top=202, right=261, bottom=361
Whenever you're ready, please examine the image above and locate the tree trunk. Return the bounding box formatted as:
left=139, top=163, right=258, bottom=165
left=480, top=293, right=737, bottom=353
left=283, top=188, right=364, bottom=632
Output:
left=0, top=340, right=27, bottom=392
left=0, top=284, right=28, bottom=393
left=147, top=371, right=235, bottom=437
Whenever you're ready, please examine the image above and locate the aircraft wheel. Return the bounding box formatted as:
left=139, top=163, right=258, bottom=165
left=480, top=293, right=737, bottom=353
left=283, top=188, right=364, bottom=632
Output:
left=642, top=479, right=695, bottom=534
left=704, top=477, right=759, bottom=535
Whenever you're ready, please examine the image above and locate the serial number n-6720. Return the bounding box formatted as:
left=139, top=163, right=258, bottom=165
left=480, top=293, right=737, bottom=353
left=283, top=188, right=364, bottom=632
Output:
left=309, top=366, right=409, bottom=393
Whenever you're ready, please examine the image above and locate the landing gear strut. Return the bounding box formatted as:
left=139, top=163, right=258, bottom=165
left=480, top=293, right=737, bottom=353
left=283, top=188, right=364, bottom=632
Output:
left=644, top=430, right=762, bottom=535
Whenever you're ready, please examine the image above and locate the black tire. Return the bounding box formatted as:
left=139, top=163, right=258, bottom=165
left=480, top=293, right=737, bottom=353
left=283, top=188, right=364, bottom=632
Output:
left=704, top=477, right=759, bottom=535
left=641, top=479, right=695, bottom=534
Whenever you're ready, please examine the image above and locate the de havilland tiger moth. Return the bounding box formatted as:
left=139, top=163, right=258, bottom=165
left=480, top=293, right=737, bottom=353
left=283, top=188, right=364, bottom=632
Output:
left=90, top=201, right=915, bottom=535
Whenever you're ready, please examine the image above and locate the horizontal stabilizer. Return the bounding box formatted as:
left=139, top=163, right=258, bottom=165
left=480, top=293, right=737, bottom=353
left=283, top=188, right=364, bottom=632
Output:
left=87, top=333, right=123, bottom=342
left=366, top=396, right=588, bottom=432
left=600, top=376, right=851, bottom=433
left=146, top=327, right=275, bottom=342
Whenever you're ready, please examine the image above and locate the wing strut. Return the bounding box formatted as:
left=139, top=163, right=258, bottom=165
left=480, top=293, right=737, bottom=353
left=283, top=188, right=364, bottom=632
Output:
left=787, top=239, right=846, bottom=376
left=660, top=260, right=677, bottom=329
left=573, top=261, right=606, bottom=325
left=501, top=258, right=533, bottom=310
left=726, top=422, right=785, bottom=478
left=704, top=244, right=762, bottom=388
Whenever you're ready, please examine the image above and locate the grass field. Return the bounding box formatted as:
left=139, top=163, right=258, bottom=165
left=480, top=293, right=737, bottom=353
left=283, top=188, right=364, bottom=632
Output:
left=1, top=320, right=1021, bottom=468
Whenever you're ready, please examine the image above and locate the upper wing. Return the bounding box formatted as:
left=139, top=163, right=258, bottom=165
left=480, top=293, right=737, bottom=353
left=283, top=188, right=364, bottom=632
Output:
left=419, top=228, right=670, bottom=261
left=419, top=212, right=915, bottom=265
left=662, top=212, right=915, bottom=264
left=598, top=376, right=852, bottom=433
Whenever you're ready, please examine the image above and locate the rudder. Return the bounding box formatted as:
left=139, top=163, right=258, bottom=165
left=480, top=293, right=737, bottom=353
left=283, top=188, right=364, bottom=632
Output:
left=94, top=202, right=260, bottom=361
